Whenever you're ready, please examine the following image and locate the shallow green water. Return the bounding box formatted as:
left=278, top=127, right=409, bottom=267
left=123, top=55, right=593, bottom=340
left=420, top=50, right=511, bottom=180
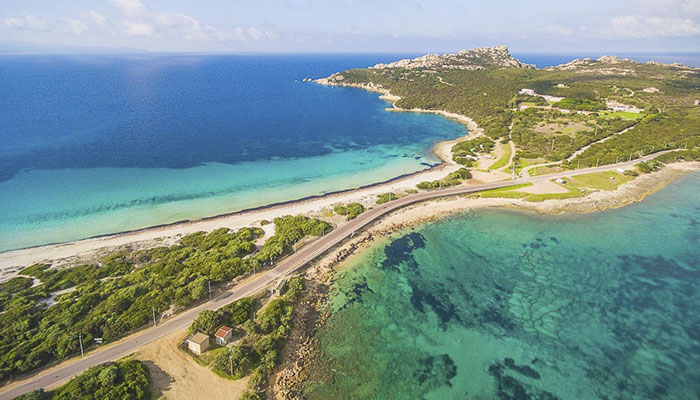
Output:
left=304, top=172, right=700, bottom=400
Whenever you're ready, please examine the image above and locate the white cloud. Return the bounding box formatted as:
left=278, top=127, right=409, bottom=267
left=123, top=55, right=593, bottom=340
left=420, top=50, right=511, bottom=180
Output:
left=2, top=18, right=25, bottom=29
left=2, top=14, right=50, bottom=31
left=105, top=0, right=273, bottom=42
left=609, top=15, right=700, bottom=38
left=123, top=20, right=155, bottom=36
left=65, top=18, right=89, bottom=34
left=154, top=12, right=210, bottom=40
left=1, top=1, right=275, bottom=47
left=540, top=0, right=700, bottom=41
left=108, top=0, right=147, bottom=17
left=85, top=10, right=107, bottom=26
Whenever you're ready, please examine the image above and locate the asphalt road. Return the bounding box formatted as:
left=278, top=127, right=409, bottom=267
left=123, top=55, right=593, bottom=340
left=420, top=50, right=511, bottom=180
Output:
left=0, top=151, right=671, bottom=399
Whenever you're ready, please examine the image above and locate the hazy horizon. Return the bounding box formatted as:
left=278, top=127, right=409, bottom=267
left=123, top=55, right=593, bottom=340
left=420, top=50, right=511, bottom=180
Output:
left=1, top=0, right=699, bottom=54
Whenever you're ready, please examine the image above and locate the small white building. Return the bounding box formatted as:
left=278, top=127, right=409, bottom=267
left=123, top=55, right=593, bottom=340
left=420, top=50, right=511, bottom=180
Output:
left=187, top=332, right=210, bottom=355
left=519, top=88, right=536, bottom=96
left=215, top=326, right=233, bottom=346
left=542, top=94, right=565, bottom=102
left=695, top=99, right=699, bottom=106
left=607, top=101, right=630, bottom=112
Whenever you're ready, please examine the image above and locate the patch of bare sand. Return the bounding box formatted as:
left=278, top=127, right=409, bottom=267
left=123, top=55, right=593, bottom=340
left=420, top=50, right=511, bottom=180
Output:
left=469, top=169, right=512, bottom=183
left=518, top=180, right=570, bottom=194
left=133, top=328, right=248, bottom=400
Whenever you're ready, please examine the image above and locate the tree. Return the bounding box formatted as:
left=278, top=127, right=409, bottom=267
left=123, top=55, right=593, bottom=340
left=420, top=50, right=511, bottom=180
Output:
left=191, top=310, right=220, bottom=336
left=242, top=319, right=257, bottom=335
left=253, top=335, right=278, bottom=355
left=257, top=299, right=292, bottom=333
left=98, top=364, right=119, bottom=386
left=216, top=345, right=252, bottom=376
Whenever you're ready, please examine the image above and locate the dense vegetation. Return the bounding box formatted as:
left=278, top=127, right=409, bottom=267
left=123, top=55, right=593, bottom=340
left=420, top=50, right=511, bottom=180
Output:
left=553, top=98, right=606, bottom=111
left=187, top=277, right=306, bottom=399
left=333, top=202, right=366, bottom=220
left=0, top=216, right=332, bottom=382
left=332, top=55, right=700, bottom=168
left=511, top=108, right=638, bottom=161
left=17, top=360, right=152, bottom=400
left=417, top=168, right=472, bottom=190
left=190, top=298, right=255, bottom=336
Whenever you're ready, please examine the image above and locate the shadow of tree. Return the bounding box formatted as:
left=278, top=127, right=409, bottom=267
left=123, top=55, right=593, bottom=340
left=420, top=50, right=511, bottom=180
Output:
left=142, top=360, right=175, bottom=397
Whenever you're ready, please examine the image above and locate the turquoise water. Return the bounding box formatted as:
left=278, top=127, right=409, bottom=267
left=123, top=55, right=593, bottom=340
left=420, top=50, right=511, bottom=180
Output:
left=0, top=54, right=465, bottom=251
left=304, top=172, right=700, bottom=400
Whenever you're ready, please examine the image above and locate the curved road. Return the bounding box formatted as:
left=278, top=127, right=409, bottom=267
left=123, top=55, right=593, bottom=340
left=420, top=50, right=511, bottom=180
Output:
left=0, top=151, right=673, bottom=400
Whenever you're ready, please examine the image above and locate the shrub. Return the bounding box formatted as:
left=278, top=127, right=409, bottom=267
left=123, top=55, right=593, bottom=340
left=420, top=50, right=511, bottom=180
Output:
left=376, top=193, right=398, bottom=204
left=190, top=310, right=220, bottom=336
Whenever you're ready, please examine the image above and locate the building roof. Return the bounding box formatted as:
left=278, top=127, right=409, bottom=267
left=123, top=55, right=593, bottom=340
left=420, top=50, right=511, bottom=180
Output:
left=215, top=326, right=233, bottom=338
left=189, top=332, right=209, bottom=345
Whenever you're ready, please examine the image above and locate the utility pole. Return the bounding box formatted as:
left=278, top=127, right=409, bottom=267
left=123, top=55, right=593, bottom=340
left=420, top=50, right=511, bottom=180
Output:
left=208, top=280, right=212, bottom=300
left=153, top=306, right=157, bottom=327
left=79, top=334, right=84, bottom=357
left=596, top=158, right=599, bottom=168
left=577, top=160, right=580, bottom=170
left=230, top=353, right=233, bottom=376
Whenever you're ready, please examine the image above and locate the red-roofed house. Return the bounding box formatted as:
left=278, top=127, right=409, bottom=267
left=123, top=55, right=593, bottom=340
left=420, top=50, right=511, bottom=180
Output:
left=215, top=326, right=233, bottom=345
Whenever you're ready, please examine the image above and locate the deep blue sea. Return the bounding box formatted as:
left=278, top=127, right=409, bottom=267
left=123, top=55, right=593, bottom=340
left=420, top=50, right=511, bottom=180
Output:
left=1, top=52, right=698, bottom=251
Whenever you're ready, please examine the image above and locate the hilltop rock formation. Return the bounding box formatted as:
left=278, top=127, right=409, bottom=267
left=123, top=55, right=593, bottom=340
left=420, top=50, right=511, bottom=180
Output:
left=370, top=46, right=535, bottom=71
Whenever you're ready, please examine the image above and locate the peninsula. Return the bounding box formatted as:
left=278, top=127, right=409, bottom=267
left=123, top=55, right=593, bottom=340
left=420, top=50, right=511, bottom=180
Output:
left=1, top=47, right=699, bottom=400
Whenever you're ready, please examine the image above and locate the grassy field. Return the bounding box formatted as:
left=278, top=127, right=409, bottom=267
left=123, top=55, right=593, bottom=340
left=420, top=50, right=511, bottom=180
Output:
left=601, top=111, right=644, bottom=120
left=477, top=171, right=633, bottom=202
left=528, top=165, right=563, bottom=176
left=477, top=183, right=532, bottom=199
left=488, top=141, right=512, bottom=170
left=567, top=171, right=634, bottom=191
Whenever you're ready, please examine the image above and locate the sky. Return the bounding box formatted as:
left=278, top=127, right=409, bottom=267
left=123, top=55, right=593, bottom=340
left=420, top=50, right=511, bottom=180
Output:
left=1, top=0, right=699, bottom=53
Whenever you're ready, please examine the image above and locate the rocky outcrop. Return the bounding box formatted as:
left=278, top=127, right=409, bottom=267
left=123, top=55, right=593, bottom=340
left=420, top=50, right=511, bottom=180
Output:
left=369, top=46, right=535, bottom=71
left=547, top=55, right=698, bottom=74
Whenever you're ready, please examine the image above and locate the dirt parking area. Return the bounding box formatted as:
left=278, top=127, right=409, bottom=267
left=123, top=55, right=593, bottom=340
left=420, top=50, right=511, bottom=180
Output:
left=131, top=327, right=248, bottom=400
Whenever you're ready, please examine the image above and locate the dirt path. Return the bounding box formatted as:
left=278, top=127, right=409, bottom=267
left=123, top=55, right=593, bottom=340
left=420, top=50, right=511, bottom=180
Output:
left=134, top=328, right=248, bottom=400
left=437, top=76, right=455, bottom=86
left=496, top=121, right=516, bottom=172
left=565, top=124, right=637, bottom=162
left=522, top=124, right=639, bottom=177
